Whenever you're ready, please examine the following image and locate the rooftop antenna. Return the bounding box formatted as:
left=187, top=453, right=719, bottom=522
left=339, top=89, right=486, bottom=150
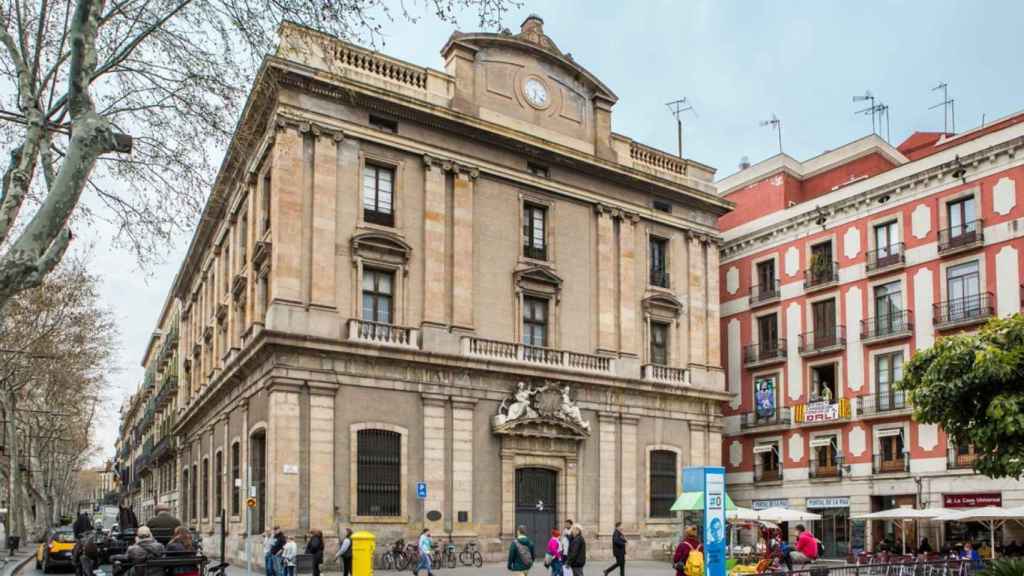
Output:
left=930, top=82, right=955, bottom=134
left=878, top=103, right=891, bottom=143
left=760, top=113, right=782, bottom=154
left=666, top=98, right=696, bottom=158
left=853, top=91, right=878, bottom=134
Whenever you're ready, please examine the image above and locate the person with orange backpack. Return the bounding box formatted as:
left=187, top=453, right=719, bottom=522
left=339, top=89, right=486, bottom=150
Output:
left=672, top=526, right=703, bottom=576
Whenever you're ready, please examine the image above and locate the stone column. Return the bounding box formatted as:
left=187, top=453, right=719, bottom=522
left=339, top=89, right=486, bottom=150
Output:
left=422, top=156, right=448, bottom=326
left=451, top=168, right=477, bottom=329
left=310, top=132, right=338, bottom=309
left=688, top=235, right=707, bottom=367
left=618, top=214, right=638, bottom=356
left=596, top=206, right=617, bottom=353
left=620, top=416, right=638, bottom=532
left=269, top=384, right=301, bottom=530
left=599, top=413, right=618, bottom=536
left=689, top=424, right=707, bottom=467
left=706, top=240, right=721, bottom=368
left=708, top=429, right=722, bottom=467
left=308, top=388, right=336, bottom=534
left=451, top=399, right=476, bottom=531
left=500, top=450, right=516, bottom=538
left=270, top=121, right=304, bottom=304
left=422, top=394, right=448, bottom=532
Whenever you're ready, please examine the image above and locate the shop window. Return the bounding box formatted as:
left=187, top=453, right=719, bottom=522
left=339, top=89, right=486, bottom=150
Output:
left=356, top=428, right=401, bottom=517
left=649, top=450, right=677, bottom=518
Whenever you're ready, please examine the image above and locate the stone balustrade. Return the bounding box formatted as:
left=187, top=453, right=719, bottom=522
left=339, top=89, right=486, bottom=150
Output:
left=461, top=335, right=614, bottom=375
left=347, top=319, right=420, bottom=349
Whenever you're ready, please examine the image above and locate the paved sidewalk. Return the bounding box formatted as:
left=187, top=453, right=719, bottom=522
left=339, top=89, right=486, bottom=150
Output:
left=6, top=548, right=40, bottom=576
left=223, top=560, right=676, bottom=576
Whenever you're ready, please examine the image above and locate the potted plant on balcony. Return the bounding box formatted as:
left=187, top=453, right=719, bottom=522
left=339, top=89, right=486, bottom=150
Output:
left=810, top=252, right=832, bottom=285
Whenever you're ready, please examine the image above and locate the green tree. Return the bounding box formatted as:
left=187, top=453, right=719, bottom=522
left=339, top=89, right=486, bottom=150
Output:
left=900, top=314, right=1024, bottom=479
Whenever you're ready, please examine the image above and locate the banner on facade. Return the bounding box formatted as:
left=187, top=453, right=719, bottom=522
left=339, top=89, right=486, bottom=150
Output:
left=944, top=493, right=1002, bottom=508
left=806, top=497, right=850, bottom=509
left=755, top=377, right=776, bottom=419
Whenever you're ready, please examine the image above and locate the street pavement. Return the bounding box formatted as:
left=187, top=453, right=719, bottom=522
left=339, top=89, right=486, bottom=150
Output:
left=222, top=559, right=675, bottom=576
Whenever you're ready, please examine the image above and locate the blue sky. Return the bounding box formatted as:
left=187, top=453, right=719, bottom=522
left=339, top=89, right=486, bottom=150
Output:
left=91, top=0, right=1024, bottom=455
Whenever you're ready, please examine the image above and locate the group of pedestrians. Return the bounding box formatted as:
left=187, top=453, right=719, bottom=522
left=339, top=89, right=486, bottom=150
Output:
left=263, top=527, right=341, bottom=576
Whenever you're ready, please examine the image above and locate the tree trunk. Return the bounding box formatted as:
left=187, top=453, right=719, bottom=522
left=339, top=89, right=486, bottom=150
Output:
left=5, top=389, right=18, bottom=540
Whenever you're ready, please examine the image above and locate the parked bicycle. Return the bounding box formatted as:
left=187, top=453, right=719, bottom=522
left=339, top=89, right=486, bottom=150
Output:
left=458, top=541, right=483, bottom=568
left=378, top=539, right=407, bottom=571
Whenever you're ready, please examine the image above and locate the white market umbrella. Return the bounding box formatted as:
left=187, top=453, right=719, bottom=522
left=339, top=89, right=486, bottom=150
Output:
left=727, top=506, right=761, bottom=522
left=935, top=506, right=1024, bottom=560
left=756, top=507, right=822, bottom=523
left=853, top=506, right=947, bottom=555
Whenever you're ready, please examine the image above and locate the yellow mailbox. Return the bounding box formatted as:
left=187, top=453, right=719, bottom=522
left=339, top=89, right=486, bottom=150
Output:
left=351, top=531, right=376, bottom=576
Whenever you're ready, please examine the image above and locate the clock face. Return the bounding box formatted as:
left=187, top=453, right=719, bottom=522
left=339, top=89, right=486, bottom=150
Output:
left=524, top=78, right=548, bottom=107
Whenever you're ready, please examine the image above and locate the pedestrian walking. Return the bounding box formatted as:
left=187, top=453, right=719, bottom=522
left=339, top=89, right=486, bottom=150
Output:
left=263, top=530, right=277, bottom=576
left=546, top=529, right=563, bottom=576
left=270, top=527, right=287, bottom=576
left=414, top=528, right=434, bottom=576
left=565, top=525, right=586, bottom=576
left=602, top=522, right=626, bottom=576
left=507, top=526, right=536, bottom=576
left=306, top=529, right=325, bottom=576
left=335, top=528, right=353, bottom=576
left=283, top=535, right=298, bottom=576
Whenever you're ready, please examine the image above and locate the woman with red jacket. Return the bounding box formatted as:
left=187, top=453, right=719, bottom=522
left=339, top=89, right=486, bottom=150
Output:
left=672, top=526, right=702, bottom=576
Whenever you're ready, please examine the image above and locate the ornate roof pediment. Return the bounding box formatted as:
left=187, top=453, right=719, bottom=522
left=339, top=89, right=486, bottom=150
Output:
left=515, top=265, right=563, bottom=289
left=643, top=292, right=684, bottom=317
left=491, top=415, right=590, bottom=440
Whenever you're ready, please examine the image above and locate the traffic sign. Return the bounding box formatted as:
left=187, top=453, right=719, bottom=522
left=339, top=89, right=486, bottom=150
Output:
left=416, top=482, right=427, bottom=500
left=246, top=497, right=257, bottom=509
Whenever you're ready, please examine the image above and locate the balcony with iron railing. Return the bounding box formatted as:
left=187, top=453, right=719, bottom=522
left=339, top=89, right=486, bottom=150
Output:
left=857, top=391, right=909, bottom=417
left=462, top=336, right=614, bottom=375
left=938, top=219, right=984, bottom=254
left=810, top=455, right=843, bottom=480
left=934, top=293, right=994, bottom=329
left=743, top=339, right=787, bottom=367
left=346, top=319, right=420, bottom=350
left=866, top=243, right=905, bottom=274
left=753, top=459, right=783, bottom=483
left=641, top=364, right=689, bottom=385
left=804, top=261, right=838, bottom=291
left=861, top=310, right=914, bottom=343
left=799, top=326, right=846, bottom=356
left=649, top=268, right=670, bottom=289
left=948, top=447, right=978, bottom=470
left=740, top=407, right=792, bottom=430
left=873, top=453, right=910, bottom=474
left=750, top=280, right=780, bottom=307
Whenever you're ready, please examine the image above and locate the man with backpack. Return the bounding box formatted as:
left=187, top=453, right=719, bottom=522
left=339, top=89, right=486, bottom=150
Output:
left=508, top=526, right=536, bottom=576
left=672, top=526, right=703, bottom=576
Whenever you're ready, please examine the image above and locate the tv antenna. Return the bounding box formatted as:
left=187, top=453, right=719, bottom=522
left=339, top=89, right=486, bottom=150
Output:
left=853, top=91, right=877, bottom=133
left=760, top=114, right=782, bottom=154
left=930, top=82, right=955, bottom=134
left=666, top=98, right=696, bottom=158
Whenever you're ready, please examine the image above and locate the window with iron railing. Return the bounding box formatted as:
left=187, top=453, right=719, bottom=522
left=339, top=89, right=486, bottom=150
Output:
left=949, top=442, right=978, bottom=469
left=875, top=352, right=904, bottom=412
left=810, top=442, right=841, bottom=479
left=874, top=433, right=908, bottom=473
left=940, top=197, right=981, bottom=252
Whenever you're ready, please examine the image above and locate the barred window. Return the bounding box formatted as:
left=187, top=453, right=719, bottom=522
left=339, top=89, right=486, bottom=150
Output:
left=231, top=442, right=240, bottom=516
left=215, top=451, right=224, bottom=517
left=356, top=429, right=401, bottom=516
left=650, top=450, right=677, bottom=518
left=201, top=458, right=209, bottom=518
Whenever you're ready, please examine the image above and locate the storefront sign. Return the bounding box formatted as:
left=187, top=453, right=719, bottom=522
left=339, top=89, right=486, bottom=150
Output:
left=752, top=499, right=789, bottom=511
left=807, top=497, right=850, bottom=509
left=944, top=493, right=1002, bottom=508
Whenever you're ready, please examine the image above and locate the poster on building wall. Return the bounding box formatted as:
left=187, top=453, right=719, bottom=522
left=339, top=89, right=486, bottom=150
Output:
left=755, top=377, right=776, bottom=418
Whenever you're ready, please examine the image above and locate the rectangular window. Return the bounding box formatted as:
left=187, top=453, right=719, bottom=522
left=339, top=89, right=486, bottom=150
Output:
left=649, top=237, right=669, bottom=287
left=756, top=443, right=781, bottom=482
left=522, top=296, right=548, bottom=347
left=808, top=241, right=835, bottom=286
left=812, top=298, right=837, bottom=343
left=947, top=196, right=977, bottom=239
left=946, top=260, right=981, bottom=321
left=363, top=164, right=395, bottom=226
left=874, top=281, right=903, bottom=334
left=362, top=269, right=394, bottom=324
left=815, top=438, right=839, bottom=474
left=239, top=209, right=249, bottom=265
left=875, top=351, right=904, bottom=411
left=356, top=429, right=401, bottom=517
left=878, top=432, right=906, bottom=472
left=262, top=172, right=271, bottom=235
left=650, top=322, right=669, bottom=365
left=756, top=260, right=777, bottom=295
left=522, top=203, right=547, bottom=260
left=874, top=220, right=899, bottom=254
left=223, top=245, right=231, bottom=293
left=215, top=451, right=223, bottom=516
left=231, top=442, right=240, bottom=516
left=202, top=459, right=209, bottom=518
left=811, top=363, right=837, bottom=403
left=649, top=450, right=677, bottom=518
left=757, top=314, right=779, bottom=354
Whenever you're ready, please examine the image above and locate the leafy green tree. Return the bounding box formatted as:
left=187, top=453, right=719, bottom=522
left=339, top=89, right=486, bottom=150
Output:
left=900, top=314, right=1024, bottom=479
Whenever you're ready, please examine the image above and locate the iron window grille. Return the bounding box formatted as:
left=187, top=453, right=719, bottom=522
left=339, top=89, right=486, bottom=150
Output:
left=357, top=429, right=402, bottom=517
left=649, top=450, right=677, bottom=518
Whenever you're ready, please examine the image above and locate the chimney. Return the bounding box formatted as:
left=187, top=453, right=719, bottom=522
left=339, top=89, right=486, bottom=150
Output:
left=521, top=14, right=544, bottom=35
left=739, top=156, right=751, bottom=170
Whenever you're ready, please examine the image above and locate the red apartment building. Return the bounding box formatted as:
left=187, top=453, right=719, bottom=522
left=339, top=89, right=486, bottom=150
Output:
left=718, top=112, right=1024, bottom=557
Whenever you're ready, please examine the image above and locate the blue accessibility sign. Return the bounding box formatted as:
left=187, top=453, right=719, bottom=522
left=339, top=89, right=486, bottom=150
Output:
left=416, top=482, right=428, bottom=500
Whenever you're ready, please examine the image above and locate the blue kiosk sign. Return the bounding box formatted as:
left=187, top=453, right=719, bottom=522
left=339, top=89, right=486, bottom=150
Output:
left=683, top=466, right=726, bottom=576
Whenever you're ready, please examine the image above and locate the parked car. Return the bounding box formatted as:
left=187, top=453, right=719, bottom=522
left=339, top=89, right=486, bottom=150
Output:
left=36, top=526, right=76, bottom=573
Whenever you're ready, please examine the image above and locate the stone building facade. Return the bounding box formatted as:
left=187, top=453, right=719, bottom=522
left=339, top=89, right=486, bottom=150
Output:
left=115, top=16, right=732, bottom=561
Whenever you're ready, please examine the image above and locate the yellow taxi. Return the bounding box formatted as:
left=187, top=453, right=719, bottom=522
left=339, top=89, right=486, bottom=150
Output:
left=36, top=526, right=76, bottom=573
